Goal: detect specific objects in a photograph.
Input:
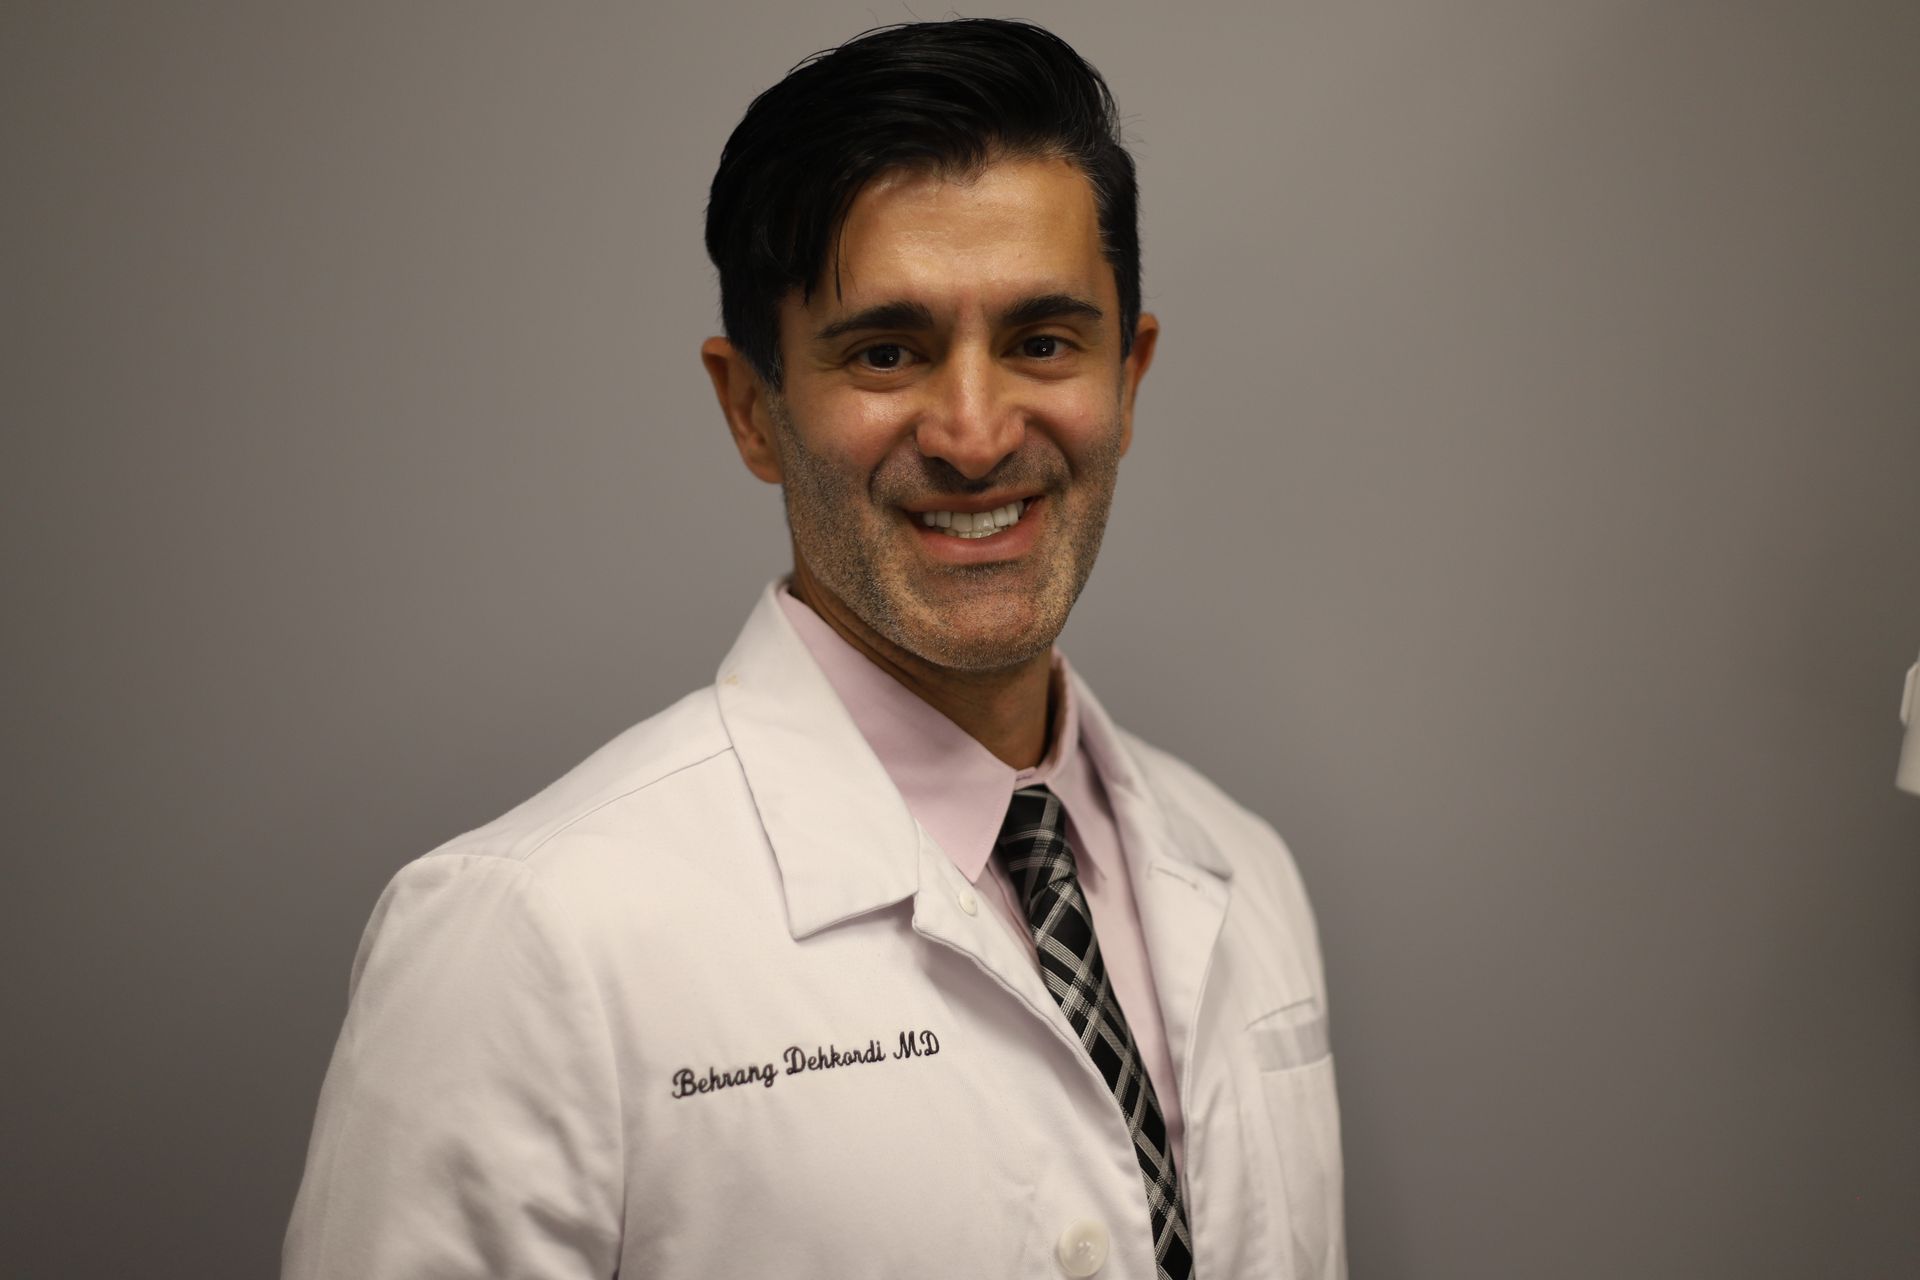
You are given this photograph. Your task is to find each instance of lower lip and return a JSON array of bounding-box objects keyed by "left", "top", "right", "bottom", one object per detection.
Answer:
[{"left": 908, "top": 498, "right": 1046, "bottom": 564}]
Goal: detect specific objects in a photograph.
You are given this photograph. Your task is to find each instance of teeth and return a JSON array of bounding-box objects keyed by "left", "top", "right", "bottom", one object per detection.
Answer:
[{"left": 917, "top": 499, "right": 1028, "bottom": 538}]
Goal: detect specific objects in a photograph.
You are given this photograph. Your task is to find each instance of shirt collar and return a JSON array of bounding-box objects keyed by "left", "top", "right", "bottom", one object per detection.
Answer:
[{"left": 776, "top": 585, "right": 1113, "bottom": 885}]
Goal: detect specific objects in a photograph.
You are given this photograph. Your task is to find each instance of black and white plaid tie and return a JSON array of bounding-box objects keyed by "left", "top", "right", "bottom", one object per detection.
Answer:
[{"left": 996, "top": 785, "right": 1194, "bottom": 1280}]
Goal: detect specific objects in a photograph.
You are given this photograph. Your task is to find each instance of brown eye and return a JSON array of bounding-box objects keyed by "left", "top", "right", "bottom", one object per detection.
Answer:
[
  {"left": 859, "top": 344, "right": 906, "bottom": 369},
  {"left": 1021, "top": 335, "right": 1061, "bottom": 359}
]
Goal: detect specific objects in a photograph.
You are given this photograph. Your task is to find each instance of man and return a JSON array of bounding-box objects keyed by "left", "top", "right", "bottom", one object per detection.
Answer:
[{"left": 284, "top": 19, "right": 1343, "bottom": 1280}]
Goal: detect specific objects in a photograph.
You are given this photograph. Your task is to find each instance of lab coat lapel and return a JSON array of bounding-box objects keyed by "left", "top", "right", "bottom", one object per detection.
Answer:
[
  {"left": 1070, "top": 670, "right": 1234, "bottom": 1104},
  {"left": 713, "top": 584, "right": 1112, "bottom": 1035},
  {"left": 714, "top": 584, "right": 920, "bottom": 939}
]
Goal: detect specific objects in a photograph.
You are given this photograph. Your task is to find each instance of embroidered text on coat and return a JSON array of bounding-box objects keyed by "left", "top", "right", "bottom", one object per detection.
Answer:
[{"left": 670, "top": 1028, "right": 940, "bottom": 1099}]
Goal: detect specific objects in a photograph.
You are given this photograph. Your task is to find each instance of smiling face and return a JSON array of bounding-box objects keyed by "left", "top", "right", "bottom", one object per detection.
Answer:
[{"left": 727, "top": 155, "right": 1157, "bottom": 673}]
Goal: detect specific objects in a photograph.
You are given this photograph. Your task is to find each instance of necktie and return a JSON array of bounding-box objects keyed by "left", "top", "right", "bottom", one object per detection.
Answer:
[{"left": 995, "top": 785, "right": 1194, "bottom": 1280}]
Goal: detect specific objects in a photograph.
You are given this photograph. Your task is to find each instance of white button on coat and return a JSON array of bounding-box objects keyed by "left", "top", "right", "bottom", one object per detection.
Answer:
[
  {"left": 1056, "top": 1219, "right": 1109, "bottom": 1277},
  {"left": 956, "top": 886, "right": 978, "bottom": 915}
]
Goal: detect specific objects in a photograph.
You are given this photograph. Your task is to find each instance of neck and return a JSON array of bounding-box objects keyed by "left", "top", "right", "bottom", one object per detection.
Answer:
[{"left": 789, "top": 560, "right": 1055, "bottom": 770}]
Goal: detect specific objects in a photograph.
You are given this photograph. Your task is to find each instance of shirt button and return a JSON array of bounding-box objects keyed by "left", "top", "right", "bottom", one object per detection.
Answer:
[
  {"left": 956, "top": 887, "right": 978, "bottom": 916},
  {"left": 1055, "top": 1219, "right": 1109, "bottom": 1277}
]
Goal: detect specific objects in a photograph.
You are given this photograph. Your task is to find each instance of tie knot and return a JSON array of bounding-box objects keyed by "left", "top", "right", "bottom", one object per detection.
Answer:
[{"left": 995, "top": 785, "right": 1078, "bottom": 919}]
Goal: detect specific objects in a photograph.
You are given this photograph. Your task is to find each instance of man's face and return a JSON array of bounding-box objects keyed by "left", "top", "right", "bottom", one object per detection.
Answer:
[{"left": 762, "top": 155, "right": 1155, "bottom": 673}]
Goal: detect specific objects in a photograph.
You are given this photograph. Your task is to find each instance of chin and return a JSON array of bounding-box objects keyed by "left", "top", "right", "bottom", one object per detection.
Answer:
[
  {"left": 889, "top": 595, "right": 1067, "bottom": 673},
  {"left": 908, "top": 631, "right": 1053, "bottom": 673}
]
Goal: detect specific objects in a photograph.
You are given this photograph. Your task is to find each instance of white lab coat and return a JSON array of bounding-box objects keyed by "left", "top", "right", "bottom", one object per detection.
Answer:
[{"left": 283, "top": 584, "right": 1345, "bottom": 1279}]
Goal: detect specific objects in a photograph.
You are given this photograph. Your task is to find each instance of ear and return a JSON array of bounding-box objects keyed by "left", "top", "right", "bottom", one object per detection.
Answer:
[
  {"left": 700, "top": 336, "right": 784, "bottom": 483},
  {"left": 1116, "top": 312, "right": 1160, "bottom": 457}
]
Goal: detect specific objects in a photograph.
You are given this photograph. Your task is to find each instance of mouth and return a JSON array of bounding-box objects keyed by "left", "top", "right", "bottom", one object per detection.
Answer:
[
  {"left": 912, "top": 498, "right": 1033, "bottom": 541},
  {"left": 902, "top": 493, "right": 1047, "bottom": 565}
]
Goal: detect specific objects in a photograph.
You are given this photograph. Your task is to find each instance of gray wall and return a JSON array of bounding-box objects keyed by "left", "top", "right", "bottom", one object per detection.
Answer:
[{"left": 5, "top": 2, "right": 1916, "bottom": 1276}]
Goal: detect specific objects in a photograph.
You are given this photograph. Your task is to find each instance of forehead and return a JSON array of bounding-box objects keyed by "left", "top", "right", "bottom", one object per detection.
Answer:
[{"left": 815, "top": 155, "right": 1110, "bottom": 313}]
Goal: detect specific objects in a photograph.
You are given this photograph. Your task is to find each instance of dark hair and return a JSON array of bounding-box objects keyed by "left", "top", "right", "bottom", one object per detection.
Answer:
[{"left": 704, "top": 19, "right": 1140, "bottom": 389}]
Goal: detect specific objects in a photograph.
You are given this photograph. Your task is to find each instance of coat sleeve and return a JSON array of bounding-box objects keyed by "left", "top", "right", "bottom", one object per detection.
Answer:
[{"left": 282, "top": 852, "right": 625, "bottom": 1279}]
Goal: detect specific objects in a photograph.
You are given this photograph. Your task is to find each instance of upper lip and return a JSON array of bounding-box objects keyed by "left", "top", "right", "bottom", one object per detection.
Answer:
[{"left": 899, "top": 492, "right": 1042, "bottom": 515}]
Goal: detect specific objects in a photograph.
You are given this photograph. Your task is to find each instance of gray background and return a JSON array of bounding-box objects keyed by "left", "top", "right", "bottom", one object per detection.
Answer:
[{"left": 5, "top": 2, "right": 1917, "bottom": 1276}]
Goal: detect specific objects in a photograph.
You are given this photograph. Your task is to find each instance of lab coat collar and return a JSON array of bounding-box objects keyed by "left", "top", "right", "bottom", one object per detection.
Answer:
[
  {"left": 715, "top": 583, "right": 925, "bottom": 940},
  {"left": 1064, "top": 662, "right": 1235, "bottom": 883},
  {"left": 715, "top": 580, "right": 1232, "bottom": 941}
]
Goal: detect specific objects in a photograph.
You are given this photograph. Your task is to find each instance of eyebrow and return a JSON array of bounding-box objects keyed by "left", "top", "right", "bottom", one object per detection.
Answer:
[
  {"left": 810, "top": 292, "right": 1106, "bottom": 344},
  {"left": 813, "top": 300, "right": 936, "bottom": 344},
  {"left": 1001, "top": 292, "right": 1105, "bottom": 330}
]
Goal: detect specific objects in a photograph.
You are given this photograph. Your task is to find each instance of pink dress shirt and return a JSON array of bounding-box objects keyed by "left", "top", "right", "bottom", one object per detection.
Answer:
[{"left": 777, "top": 587, "right": 1186, "bottom": 1170}]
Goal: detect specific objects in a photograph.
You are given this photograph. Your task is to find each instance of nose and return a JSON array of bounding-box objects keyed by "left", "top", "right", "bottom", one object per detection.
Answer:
[{"left": 912, "top": 347, "right": 1022, "bottom": 481}]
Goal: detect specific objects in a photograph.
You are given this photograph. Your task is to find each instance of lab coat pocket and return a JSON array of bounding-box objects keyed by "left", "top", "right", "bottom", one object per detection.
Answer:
[
  {"left": 1249, "top": 1000, "right": 1331, "bottom": 1071},
  {"left": 1249, "top": 1001, "right": 1346, "bottom": 1280}
]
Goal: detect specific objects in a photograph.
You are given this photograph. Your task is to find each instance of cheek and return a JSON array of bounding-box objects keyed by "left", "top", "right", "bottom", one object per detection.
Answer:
[
  {"left": 1049, "top": 399, "right": 1129, "bottom": 473},
  {"left": 1030, "top": 372, "right": 1123, "bottom": 425},
  {"left": 787, "top": 393, "right": 908, "bottom": 477}
]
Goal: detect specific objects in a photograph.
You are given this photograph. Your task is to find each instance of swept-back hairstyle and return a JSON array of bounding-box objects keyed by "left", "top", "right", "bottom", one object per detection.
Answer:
[{"left": 704, "top": 19, "right": 1140, "bottom": 389}]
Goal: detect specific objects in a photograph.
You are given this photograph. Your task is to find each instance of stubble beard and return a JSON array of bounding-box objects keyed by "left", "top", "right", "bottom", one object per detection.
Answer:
[{"left": 768, "top": 395, "right": 1124, "bottom": 673}]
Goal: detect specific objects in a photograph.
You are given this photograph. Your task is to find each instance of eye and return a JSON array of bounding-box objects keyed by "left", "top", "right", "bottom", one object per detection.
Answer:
[
  {"left": 1018, "top": 334, "right": 1065, "bottom": 359},
  {"left": 855, "top": 343, "right": 911, "bottom": 371}
]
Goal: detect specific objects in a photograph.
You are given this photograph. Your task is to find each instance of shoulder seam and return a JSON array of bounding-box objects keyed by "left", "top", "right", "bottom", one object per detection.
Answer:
[{"left": 513, "top": 742, "right": 736, "bottom": 863}]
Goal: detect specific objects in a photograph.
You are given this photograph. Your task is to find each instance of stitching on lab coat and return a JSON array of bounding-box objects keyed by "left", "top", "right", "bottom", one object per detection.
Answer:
[{"left": 513, "top": 744, "right": 736, "bottom": 864}]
